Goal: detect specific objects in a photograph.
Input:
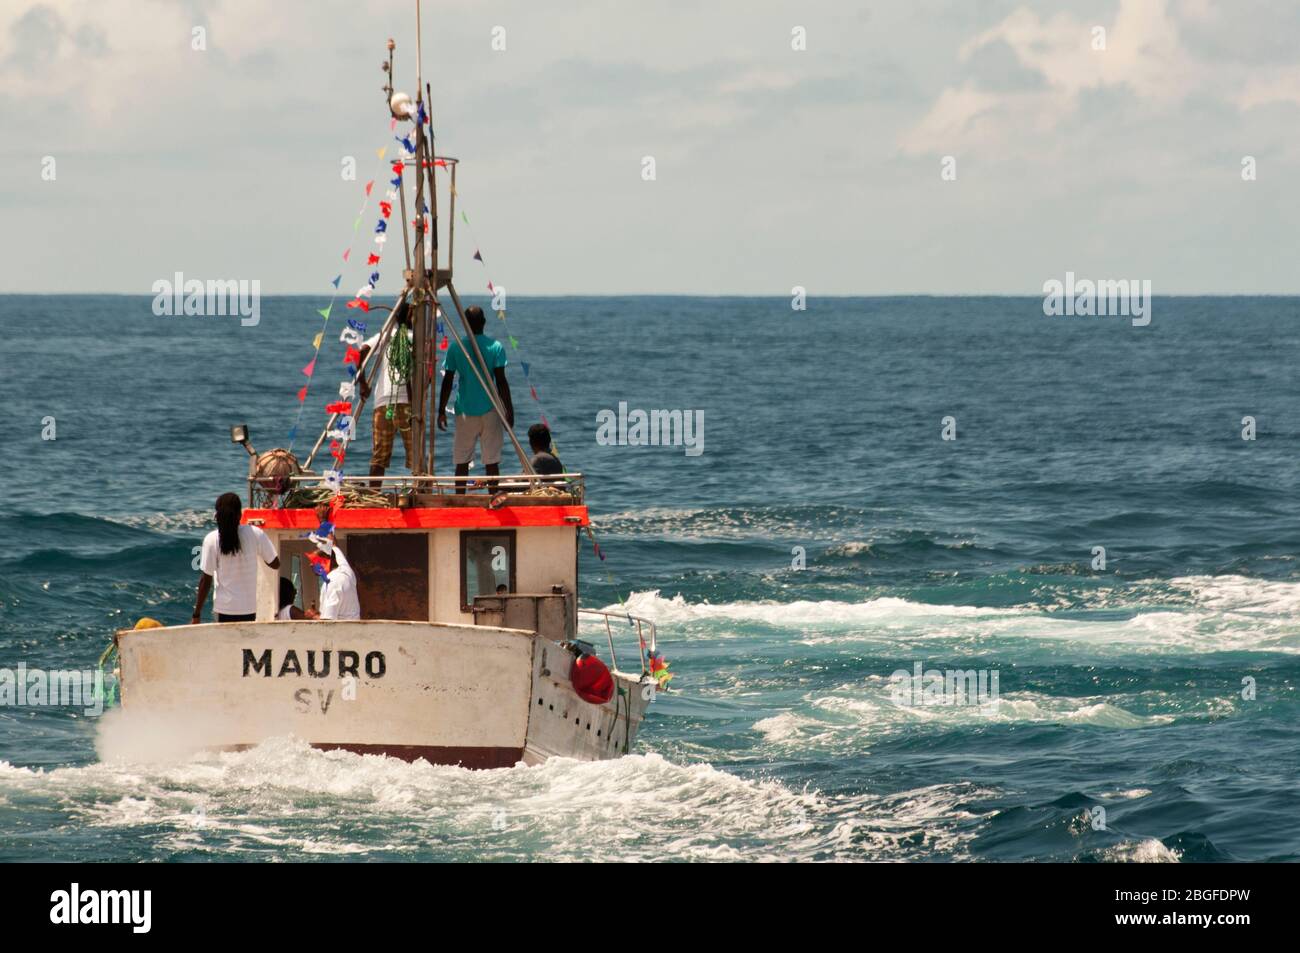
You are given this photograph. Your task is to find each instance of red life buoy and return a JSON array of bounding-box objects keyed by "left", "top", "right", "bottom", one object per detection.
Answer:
[{"left": 570, "top": 654, "right": 614, "bottom": 704}]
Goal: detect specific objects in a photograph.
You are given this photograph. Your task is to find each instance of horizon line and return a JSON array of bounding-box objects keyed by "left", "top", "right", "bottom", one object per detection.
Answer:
[{"left": 3, "top": 291, "right": 1300, "bottom": 299}]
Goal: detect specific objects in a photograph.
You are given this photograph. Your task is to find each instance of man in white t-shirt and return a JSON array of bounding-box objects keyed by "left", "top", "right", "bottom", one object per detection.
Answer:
[
  {"left": 358, "top": 302, "right": 415, "bottom": 484},
  {"left": 318, "top": 540, "right": 361, "bottom": 621},
  {"left": 193, "top": 493, "right": 280, "bottom": 623}
]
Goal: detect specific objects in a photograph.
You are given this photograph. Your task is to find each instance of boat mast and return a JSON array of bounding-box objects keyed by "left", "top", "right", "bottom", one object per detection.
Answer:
[
  {"left": 321, "top": 0, "right": 533, "bottom": 481},
  {"left": 407, "top": 0, "right": 432, "bottom": 475}
]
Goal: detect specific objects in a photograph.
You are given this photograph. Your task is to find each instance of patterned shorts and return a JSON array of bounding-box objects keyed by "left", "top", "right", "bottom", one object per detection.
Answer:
[{"left": 370, "top": 403, "right": 412, "bottom": 469}]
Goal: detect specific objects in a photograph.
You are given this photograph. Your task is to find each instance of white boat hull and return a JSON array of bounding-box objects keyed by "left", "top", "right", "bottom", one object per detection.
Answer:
[{"left": 114, "top": 620, "right": 652, "bottom": 768}]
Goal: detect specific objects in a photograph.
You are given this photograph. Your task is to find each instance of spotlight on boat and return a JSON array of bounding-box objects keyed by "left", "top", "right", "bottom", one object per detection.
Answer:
[{"left": 230, "top": 424, "right": 256, "bottom": 456}]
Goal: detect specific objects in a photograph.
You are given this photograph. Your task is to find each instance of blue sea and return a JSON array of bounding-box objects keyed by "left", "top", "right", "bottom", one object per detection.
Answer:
[{"left": 1, "top": 294, "right": 1298, "bottom": 862}]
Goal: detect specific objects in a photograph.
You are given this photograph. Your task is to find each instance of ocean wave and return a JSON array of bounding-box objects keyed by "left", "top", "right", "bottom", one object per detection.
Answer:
[
  {"left": 613, "top": 590, "right": 1021, "bottom": 627},
  {"left": 1098, "top": 838, "right": 1182, "bottom": 863},
  {"left": 752, "top": 685, "right": 1181, "bottom": 755},
  {"left": 610, "top": 587, "right": 1300, "bottom": 655},
  {"left": 0, "top": 736, "right": 989, "bottom": 861},
  {"left": 109, "top": 510, "right": 212, "bottom": 535}
]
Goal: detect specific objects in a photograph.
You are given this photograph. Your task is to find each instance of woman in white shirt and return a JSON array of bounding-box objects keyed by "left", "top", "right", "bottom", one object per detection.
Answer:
[{"left": 192, "top": 493, "right": 280, "bottom": 623}]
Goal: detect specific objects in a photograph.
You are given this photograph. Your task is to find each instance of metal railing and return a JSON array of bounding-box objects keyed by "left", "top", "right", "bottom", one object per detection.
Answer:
[
  {"left": 578, "top": 608, "right": 657, "bottom": 676},
  {"left": 249, "top": 472, "right": 584, "bottom": 508}
]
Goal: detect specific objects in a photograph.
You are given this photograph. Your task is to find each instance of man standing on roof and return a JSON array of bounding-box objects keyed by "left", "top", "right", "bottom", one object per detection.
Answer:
[
  {"left": 358, "top": 299, "right": 415, "bottom": 486},
  {"left": 437, "top": 305, "right": 513, "bottom": 494}
]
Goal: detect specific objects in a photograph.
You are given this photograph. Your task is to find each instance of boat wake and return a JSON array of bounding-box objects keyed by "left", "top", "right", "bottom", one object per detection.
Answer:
[{"left": 0, "top": 737, "right": 995, "bottom": 862}]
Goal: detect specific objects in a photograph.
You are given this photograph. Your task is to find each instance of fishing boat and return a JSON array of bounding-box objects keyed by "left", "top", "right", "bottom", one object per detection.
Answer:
[{"left": 104, "top": 4, "right": 665, "bottom": 769}]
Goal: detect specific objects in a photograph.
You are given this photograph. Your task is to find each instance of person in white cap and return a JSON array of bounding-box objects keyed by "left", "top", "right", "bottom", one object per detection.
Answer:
[{"left": 316, "top": 535, "right": 361, "bottom": 621}]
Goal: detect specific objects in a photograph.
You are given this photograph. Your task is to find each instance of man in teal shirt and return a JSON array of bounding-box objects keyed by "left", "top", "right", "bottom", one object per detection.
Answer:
[{"left": 437, "top": 305, "right": 514, "bottom": 493}]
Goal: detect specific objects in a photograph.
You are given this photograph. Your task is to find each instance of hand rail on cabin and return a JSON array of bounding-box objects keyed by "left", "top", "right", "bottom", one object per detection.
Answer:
[
  {"left": 248, "top": 472, "right": 585, "bottom": 507},
  {"left": 577, "top": 608, "right": 656, "bottom": 677}
]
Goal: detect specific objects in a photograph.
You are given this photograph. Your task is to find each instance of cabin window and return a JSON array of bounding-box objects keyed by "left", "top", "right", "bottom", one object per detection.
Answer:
[{"left": 460, "top": 530, "right": 516, "bottom": 610}]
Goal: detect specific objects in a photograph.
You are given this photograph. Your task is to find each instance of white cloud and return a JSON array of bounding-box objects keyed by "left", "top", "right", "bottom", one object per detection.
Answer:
[{"left": 901, "top": 0, "right": 1208, "bottom": 155}]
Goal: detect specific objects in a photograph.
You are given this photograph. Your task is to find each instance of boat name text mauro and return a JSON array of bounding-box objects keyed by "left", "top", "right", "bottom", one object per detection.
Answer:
[{"left": 241, "top": 648, "right": 386, "bottom": 679}]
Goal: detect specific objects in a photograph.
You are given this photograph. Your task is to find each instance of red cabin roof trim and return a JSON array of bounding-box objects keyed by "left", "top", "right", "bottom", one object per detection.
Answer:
[{"left": 243, "top": 505, "right": 589, "bottom": 530}]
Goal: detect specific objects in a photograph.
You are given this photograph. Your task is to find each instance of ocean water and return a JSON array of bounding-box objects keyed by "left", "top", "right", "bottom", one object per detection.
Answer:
[{"left": 2, "top": 294, "right": 1299, "bottom": 862}]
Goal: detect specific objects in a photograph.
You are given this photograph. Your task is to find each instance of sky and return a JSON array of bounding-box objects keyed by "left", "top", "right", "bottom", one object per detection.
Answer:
[{"left": 0, "top": 0, "right": 1297, "bottom": 295}]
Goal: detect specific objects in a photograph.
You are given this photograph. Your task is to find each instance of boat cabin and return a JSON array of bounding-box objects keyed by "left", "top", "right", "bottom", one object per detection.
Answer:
[{"left": 242, "top": 474, "right": 588, "bottom": 629}]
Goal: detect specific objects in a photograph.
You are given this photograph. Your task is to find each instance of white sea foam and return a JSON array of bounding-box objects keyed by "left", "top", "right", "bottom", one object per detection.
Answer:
[
  {"left": 609, "top": 583, "right": 1300, "bottom": 655},
  {"left": 0, "top": 737, "right": 997, "bottom": 861},
  {"left": 614, "top": 590, "right": 1016, "bottom": 627},
  {"left": 109, "top": 509, "right": 211, "bottom": 534},
  {"left": 752, "top": 683, "right": 1180, "bottom": 756},
  {"left": 1104, "top": 838, "right": 1181, "bottom": 863}
]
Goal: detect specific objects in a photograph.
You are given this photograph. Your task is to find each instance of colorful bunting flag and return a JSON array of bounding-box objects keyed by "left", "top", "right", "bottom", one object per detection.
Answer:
[{"left": 302, "top": 359, "right": 316, "bottom": 377}]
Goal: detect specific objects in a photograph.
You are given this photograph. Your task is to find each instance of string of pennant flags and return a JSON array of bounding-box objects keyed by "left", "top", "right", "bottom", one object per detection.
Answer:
[
  {"left": 287, "top": 143, "right": 393, "bottom": 455},
  {"left": 277, "top": 114, "right": 668, "bottom": 687},
  {"left": 451, "top": 182, "right": 668, "bottom": 682},
  {"left": 287, "top": 136, "right": 435, "bottom": 494}
]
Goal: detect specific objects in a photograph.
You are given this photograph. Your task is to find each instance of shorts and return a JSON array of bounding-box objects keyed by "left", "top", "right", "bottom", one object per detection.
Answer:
[
  {"left": 371, "top": 403, "right": 413, "bottom": 469},
  {"left": 216, "top": 612, "right": 256, "bottom": 623},
  {"left": 453, "top": 412, "right": 504, "bottom": 466}
]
